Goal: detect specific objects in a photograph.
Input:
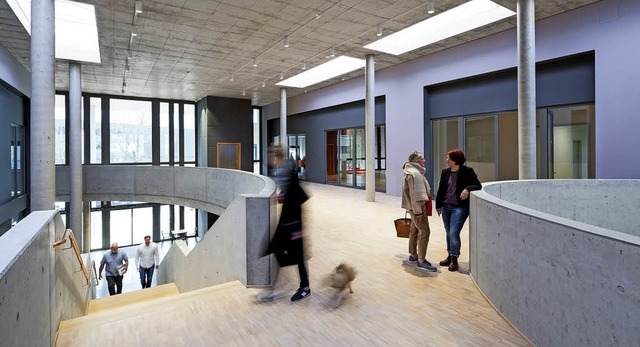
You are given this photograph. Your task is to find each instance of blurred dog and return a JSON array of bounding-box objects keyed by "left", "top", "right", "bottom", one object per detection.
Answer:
[{"left": 323, "top": 262, "right": 357, "bottom": 307}]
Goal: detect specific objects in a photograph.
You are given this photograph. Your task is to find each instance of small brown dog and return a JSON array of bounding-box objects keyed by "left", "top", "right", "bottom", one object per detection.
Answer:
[{"left": 324, "top": 262, "right": 357, "bottom": 307}]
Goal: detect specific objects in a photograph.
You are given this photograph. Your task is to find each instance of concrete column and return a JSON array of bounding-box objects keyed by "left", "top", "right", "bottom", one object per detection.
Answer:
[
  {"left": 69, "top": 63, "right": 83, "bottom": 251},
  {"left": 517, "top": 0, "right": 536, "bottom": 179},
  {"left": 365, "top": 55, "right": 375, "bottom": 202},
  {"left": 280, "top": 88, "right": 287, "bottom": 150},
  {"left": 30, "top": 0, "right": 56, "bottom": 210},
  {"left": 83, "top": 202, "right": 91, "bottom": 252}
]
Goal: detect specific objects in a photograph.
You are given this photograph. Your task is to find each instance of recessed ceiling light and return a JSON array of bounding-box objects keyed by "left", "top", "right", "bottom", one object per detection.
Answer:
[
  {"left": 7, "top": 0, "right": 101, "bottom": 63},
  {"left": 364, "top": 0, "right": 514, "bottom": 56},
  {"left": 277, "top": 56, "right": 365, "bottom": 88}
]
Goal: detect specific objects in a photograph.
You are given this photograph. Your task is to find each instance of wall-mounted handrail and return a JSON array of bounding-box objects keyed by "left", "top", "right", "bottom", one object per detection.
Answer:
[{"left": 52, "top": 229, "right": 90, "bottom": 286}]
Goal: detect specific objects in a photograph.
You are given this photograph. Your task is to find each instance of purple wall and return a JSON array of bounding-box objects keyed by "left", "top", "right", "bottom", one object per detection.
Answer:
[{"left": 265, "top": 0, "right": 640, "bottom": 196}]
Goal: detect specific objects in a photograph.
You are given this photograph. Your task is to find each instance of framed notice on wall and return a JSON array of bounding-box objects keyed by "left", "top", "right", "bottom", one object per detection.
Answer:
[{"left": 217, "top": 142, "right": 241, "bottom": 169}]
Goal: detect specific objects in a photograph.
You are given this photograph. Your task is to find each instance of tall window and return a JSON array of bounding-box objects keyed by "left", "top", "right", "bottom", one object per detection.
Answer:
[
  {"left": 10, "top": 124, "right": 25, "bottom": 197},
  {"left": 160, "top": 102, "right": 170, "bottom": 163},
  {"left": 174, "top": 103, "right": 180, "bottom": 163},
  {"left": 89, "top": 97, "right": 102, "bottom": 163},
  {"left": 110, "top": 99, "right": 152, "bottom": 163},
  {"left": 253, "top": 108, "right": 260, "bottom": 173},
  {"left": 185, "top": 104, "right": 196, "bottom": 163},
  {"left": 55, "top": 94, "right": 66, "bottom": 164}
]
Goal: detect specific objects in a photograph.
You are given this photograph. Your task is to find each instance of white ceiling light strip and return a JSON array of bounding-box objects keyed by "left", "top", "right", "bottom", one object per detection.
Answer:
[
  {"left": 6, "top": 0, "right": 101, "bottom": 63},
  {"left": 364, "top": 0, "right": 515, "bottom": 56},
  {"left": 277, "top": 56, "right": 365, "bottom": 88}
]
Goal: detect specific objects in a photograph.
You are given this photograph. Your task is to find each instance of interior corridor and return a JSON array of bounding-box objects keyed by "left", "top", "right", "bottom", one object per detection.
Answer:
[{"left": 64, "top": 182, "right": 530, "bottom": 346}]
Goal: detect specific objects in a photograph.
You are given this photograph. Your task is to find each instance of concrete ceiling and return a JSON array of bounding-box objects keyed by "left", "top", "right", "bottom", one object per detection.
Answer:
[{"left": 0, "top": 0, "right": 600, "bottom": 106}]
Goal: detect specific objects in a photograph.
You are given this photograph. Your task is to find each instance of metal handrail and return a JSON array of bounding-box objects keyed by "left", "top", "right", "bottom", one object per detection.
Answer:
[{"left": 52, "top": 229, "right": 91, "bottom": 286}]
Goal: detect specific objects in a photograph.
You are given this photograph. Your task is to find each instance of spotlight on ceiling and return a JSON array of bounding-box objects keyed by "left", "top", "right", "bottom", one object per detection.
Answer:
[
  {"left": 284, "top": 36, "right": 290, "bottom": 48},
  {"left": 135, "top": 0, "right": 142, "bottom": 14},
  {"left": 377, "top": 25, "right": 383, "bottom": 37},
  {"left": 280, "top": 72, "right": 284, "bottom": 80},
  {"left": 262, "top": 80, "right": 266, "bottom": 88},
  {"left": 252, "top": 58, "right": 257, "bottom": 67},
  {"left": 242, "top": 90, "right": 246, "bottom": 96},
  {"left": 230, "top": 74, "right": 234, "bottom": 81},
  {"left": 427, "top": 0, "right": 435, "bottom": 14},
  {"left": 302, "top": 61, "right": 306, "bottom": 70}
]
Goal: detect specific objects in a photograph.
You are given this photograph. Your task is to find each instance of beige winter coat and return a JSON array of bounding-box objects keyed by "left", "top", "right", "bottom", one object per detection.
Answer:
[{"left": 401, "top": 161, "right": 431, "bottom": 215}]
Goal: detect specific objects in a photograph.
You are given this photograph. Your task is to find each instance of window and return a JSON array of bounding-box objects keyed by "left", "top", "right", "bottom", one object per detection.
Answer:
[
  {"left": 10, "top": 124, "right": 25, "bottom": 197},
  {"left": 184, "top": 104, "right": 196, "bottom": 163},
  {"left": 55, "top": 94, "right": 66, "bottom": 164},
  {"left": 253, "top": 108, "right": 260, "bottom": 173},
  {"left": 160, "top": 102, "right": 170, "bottom": 163},
  {"left": 89, "top": 97, "right": 102, "bottom": 163},
  {"left": 110, "top": 99, "right": 152, "bottom": 163}
]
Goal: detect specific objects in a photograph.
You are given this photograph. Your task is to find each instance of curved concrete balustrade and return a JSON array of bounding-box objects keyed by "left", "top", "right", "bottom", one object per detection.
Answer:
[
  {"left": 470, "top": 180, "right": 640, "bottom": 346},
  {"left": 56, "top": 165, "right": 277, "bottom": 291}
]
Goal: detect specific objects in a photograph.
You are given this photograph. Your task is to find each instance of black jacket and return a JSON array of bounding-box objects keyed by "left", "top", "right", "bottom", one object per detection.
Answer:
[{"left": 435, "top": 165, "right": 482, "bottom": 209}]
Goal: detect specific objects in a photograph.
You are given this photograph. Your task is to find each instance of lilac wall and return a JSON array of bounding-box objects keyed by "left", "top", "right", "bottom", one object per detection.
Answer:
[{"left": 265, "top": 0, "right": 640, "bottom": 196}]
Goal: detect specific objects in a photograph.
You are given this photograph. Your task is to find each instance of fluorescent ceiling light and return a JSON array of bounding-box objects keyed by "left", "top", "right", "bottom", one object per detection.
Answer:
[
  {"left": 364, "top": 0, "right": 515, "bottom": 56},
  {"left": 277, "top": 56, "right": 365, "bottom": 88},
  {"left": 6, "top": 0, "right": 101, "bottom": 63}
]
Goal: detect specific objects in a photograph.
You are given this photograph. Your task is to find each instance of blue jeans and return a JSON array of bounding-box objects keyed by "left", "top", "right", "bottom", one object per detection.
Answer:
[
  {"left": 441, "top": 204, "right": 469, "bottom": 257},
  {"left": 139, "top": 266, "right": 155, "bottom": 288}
]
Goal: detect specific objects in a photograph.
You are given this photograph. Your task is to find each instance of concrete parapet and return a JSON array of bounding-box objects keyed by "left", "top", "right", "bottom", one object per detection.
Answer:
[
  {"left": 0, "top": 211, "right": 91, "bottom": 346},
  {"left": 470, "top": 179, "right": 640, "bottom": 346},
  {"left": 56, "top": 165, "right": 277, "bottom": 290}
]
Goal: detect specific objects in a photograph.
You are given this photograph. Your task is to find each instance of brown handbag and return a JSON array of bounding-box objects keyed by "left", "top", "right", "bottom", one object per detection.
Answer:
[{"left": 394, "top": 211, "right": 412, "bottom": 238}]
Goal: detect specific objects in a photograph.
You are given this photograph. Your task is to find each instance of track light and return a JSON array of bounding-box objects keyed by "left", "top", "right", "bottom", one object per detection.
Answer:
[
  {"left": 427, "top": 0, "right": 435, "bottom": 14},
  {"left": 252, "top": 58, "right": 257, "bottom": 67},
  {"left": 135, "top": 0, "right": 142, "bottom": 14},
  {"left": 377, "top": 25, "right": 383, "bottom": 37},
  {"left": 284, "top": 36, "right": 290, "bottom": 48}
]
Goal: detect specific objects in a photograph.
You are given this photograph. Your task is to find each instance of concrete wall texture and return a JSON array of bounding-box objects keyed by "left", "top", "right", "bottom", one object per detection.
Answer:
[
  {"left": 470, "top": 180, "right": 640, "bottom": 346},
  {"left": 56, "top": 165, "right": 277, "bottom": 290},
  {"left": 0, "top": 211, "right": 91, "bottom": 347},
  {"left": 263, "top": 0, "right": 640, "bottom": 196}
]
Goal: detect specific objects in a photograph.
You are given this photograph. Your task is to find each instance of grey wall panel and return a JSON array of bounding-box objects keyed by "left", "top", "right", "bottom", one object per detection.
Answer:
[
  {"left": 428, "top": 53, "right": 595, "bottom": 119},
  {"left": 0, "top": 82, "right": 27, "bottom": 223},
  {"left": 205, "top": 96, "right": 253, "bottom": 171}
]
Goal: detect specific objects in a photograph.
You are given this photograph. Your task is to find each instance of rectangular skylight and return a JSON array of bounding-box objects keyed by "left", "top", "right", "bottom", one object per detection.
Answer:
[
  {"left": 6, "top": 0, "right": 101, "bottom": 63},
  {"left": 364, "top": 0, "right": 515, "bottom": 56},
  {"left": 277, "top": 56, "right": 366, "bottom": 88}
]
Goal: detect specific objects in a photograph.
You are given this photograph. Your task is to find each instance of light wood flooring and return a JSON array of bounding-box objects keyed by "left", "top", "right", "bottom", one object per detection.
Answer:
[{"left": 56, "top": 182, "right": 531, "bottom": 346}]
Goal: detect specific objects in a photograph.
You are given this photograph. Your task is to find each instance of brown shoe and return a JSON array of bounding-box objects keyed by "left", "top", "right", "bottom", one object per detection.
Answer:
[
  {"left": 439, "top": 255, "right": 452, "bottom": 266},
  {"left": 448, "top": 256, "right": 458, "bottom": 272}
]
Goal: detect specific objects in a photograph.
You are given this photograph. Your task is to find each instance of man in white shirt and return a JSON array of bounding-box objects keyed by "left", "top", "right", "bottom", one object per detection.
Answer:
[{"left": 135, "top": 235, "right": 159, "bottom": 289}]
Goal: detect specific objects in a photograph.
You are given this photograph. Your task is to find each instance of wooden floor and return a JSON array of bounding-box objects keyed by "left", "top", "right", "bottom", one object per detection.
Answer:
[{"left": 56, "top": 182, "right": 531, "bottom": 346}]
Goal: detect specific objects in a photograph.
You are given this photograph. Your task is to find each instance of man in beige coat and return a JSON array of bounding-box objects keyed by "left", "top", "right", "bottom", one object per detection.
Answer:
[{"left": 401, "top": 151, "right": 437, "bottom": 271}]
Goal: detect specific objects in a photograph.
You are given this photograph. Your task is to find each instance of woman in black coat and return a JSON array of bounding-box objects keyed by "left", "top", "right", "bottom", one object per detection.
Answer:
[{"left": 435, "top": 149, "right": 481, "bottom": 272}]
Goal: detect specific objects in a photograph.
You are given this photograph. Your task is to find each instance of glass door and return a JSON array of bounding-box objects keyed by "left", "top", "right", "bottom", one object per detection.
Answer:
[
  {"left": 464, "top": 116, "right": 497, "bottom": 183},
  {"left": 546, "top": 105, "right": 595, "bottom": 179},
  {"left": 337, "top": 129, "right": 354, "bottom": 186}
]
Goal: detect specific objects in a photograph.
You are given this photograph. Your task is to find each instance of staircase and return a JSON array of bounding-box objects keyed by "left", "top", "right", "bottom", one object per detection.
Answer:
[{"left": 54, "top": 281, "right": 246, "bottom": 346}]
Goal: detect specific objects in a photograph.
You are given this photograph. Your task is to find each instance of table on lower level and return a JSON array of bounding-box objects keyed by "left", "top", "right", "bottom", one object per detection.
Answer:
[{"left": 170, "top": 229, "right": 188, "bottom": 245}]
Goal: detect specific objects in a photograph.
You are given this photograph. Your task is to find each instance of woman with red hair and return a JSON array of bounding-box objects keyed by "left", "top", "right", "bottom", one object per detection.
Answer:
[{"left": 435, "top": 149, "right": 481, "bottom": 272}]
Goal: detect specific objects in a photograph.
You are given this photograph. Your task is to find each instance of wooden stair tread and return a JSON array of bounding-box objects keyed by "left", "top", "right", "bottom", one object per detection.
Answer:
[{"left": 87, "top": 283, "right": 180, "bottom": 315}]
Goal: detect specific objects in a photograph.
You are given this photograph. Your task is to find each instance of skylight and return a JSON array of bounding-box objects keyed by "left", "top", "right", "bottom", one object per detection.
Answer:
[
  {"left": 277, "top": 56, "right": 366, "bottom": 89},
  {"left": 364, "top": 0, "right": 515, "bottom": 56},
  {"left": 6, "top": 0, "right": 101, "bottom": 63}
]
